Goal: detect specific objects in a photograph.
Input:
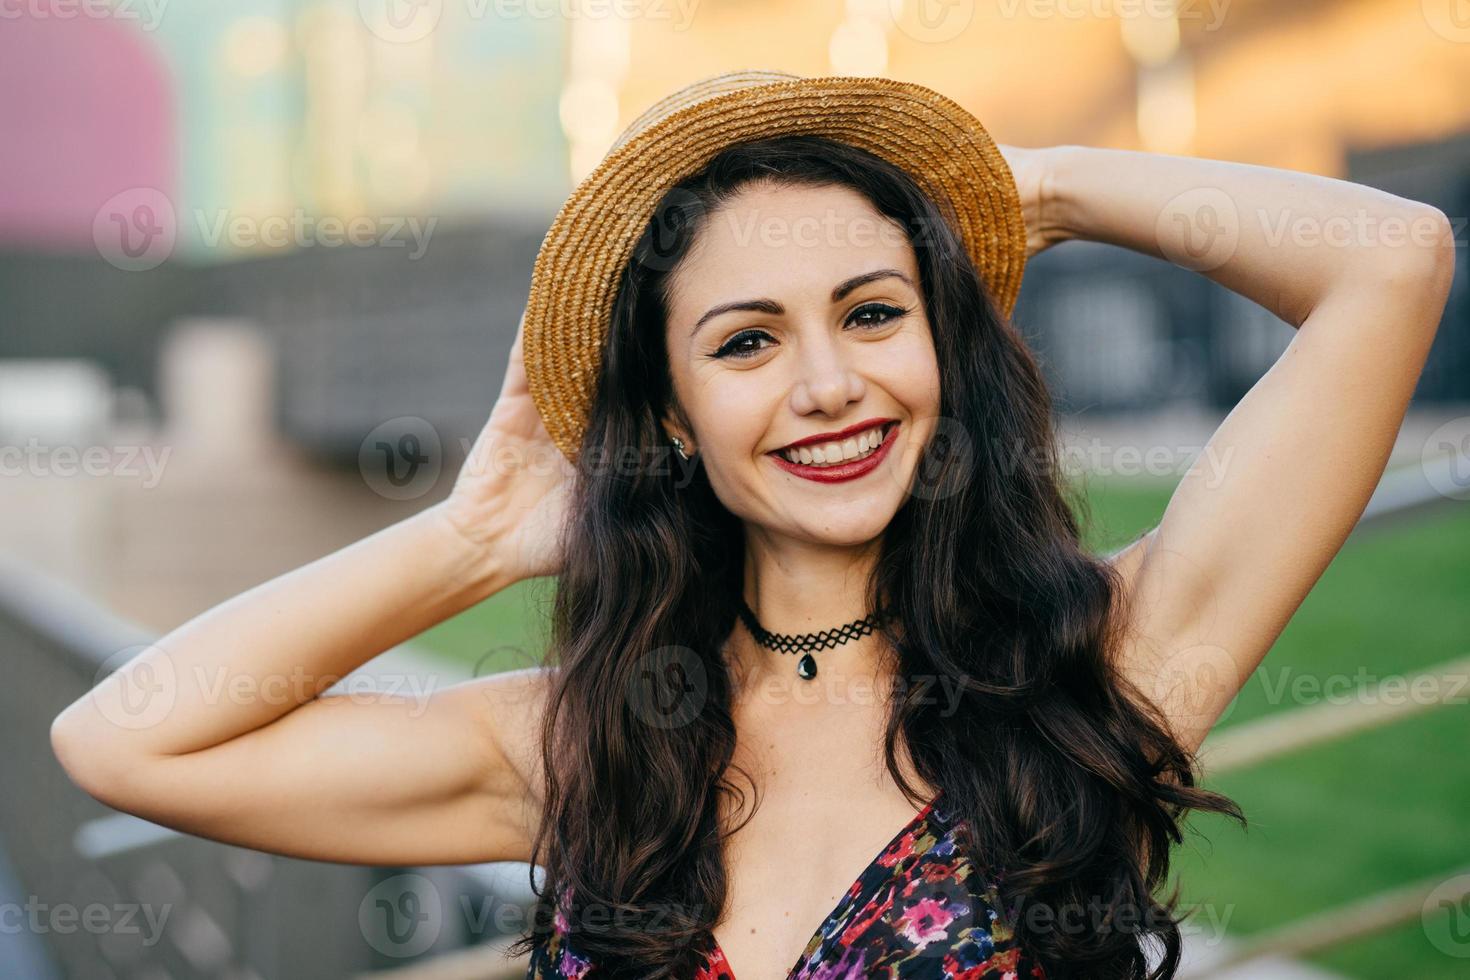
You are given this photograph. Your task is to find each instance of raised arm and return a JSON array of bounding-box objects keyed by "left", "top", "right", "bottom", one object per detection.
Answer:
[
  {"left": 1036, "top": 144, "right": 1456, "bottom": 754},
  {"left": 50, "top": 315, "right": 572, "bottom": 865},
  {"left": 48, "top": 502, "right": 550, "bottom": 865}
]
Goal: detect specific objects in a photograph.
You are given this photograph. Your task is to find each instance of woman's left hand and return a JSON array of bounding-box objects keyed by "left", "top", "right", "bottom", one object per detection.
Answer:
[{"left": 995, "top": 143, "right": 1068, "bottom": 259}]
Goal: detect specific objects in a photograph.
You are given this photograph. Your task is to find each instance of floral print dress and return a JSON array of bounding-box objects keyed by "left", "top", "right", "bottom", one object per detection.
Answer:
[{"left": 526, "top": 791, "right": 1046, "bottom": 979}]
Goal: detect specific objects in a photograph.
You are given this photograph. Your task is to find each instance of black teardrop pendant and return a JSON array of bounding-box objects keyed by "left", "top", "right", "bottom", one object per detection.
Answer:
[{"left": 735, "top": 597, "right": 888, "bottom": 684}]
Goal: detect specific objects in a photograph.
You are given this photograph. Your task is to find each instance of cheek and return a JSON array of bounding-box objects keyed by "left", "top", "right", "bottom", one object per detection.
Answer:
[
  {"left": 873, "top": 331, "right": 941, "bottom": 411},
  {"left": 692, "top": 375, "right": 776, "bottom": 460}
]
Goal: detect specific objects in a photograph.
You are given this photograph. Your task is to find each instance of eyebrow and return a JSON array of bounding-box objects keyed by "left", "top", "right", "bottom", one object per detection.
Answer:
[{"left": 689, "top": 269, "right": 915, "bottom": 338}]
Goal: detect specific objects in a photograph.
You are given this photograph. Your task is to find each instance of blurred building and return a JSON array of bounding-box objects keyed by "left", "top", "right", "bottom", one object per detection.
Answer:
[
  {"left": 1, "top": 4, "right": 1467, "bottom": 978},
  {"left": 0, "top": 0, "right": 1465, "bottom": 622}
]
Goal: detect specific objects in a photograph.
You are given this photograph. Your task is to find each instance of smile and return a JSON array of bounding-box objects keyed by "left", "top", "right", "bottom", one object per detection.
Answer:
[{"left": 768, "top": 421, "right": 899, "bottom": 484}]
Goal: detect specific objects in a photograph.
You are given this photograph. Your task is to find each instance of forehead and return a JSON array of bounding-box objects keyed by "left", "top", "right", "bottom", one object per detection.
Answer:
[{"left": 666, "top": 181, "right": 919, "bottom": 318}]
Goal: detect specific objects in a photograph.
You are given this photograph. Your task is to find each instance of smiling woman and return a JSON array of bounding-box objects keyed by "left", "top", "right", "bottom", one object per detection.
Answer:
[
  {"left": 50, "top": 68, "right": 1451, "bottom": 980},
  {"left": 657, "top": 177, "right": 945, "bottom": 545},
  {"left": 512, "top": 129, "right": 1240, "bottom": 980}
]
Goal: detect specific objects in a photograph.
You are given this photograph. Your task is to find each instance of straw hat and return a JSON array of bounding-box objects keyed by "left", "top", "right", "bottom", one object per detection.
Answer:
[{"left": 522, "top": 69, "right": 1028, "bottom": 463}]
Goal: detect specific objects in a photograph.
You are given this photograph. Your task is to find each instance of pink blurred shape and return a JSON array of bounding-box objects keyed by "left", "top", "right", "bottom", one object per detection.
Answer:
[{"left": 0, "top": 7, "right": 175, "bottom": 252}]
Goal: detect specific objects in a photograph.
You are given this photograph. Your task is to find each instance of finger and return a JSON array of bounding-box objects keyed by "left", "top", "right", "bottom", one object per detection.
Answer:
[{"left": 500, "top": 310, "right": 531, "bottom": 398}]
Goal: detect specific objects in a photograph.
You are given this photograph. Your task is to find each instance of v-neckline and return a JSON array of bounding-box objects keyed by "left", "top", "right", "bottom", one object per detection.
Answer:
[{"left": 704, "top": 792, "right": 942, "bottom": 980}]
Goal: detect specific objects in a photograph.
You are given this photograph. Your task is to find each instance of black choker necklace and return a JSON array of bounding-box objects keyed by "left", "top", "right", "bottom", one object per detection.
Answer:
[{"left": 735, "top": 598, "right": 889, "bottom": 680}]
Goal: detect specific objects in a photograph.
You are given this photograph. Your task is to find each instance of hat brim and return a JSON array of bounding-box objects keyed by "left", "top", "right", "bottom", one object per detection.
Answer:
[{"left": 523, "top": 73, "right": 1027, "bottom": 463}]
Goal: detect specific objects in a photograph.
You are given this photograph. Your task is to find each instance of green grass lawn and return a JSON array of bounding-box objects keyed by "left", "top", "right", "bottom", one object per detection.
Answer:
[
  {"left": 1077, "top": 469, "right": 1470, "bottom": 978},
  {"left": 414, "top": 466, "right": 1470, "bottom": 978}
]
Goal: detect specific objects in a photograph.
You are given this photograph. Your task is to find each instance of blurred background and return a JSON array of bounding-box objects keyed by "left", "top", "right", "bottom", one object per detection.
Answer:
[{"left": 2, "top": 1, "right": 1469, "bottom": 977}]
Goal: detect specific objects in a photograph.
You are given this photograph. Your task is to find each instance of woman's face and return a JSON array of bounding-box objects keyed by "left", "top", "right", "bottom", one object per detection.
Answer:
[{"left": 661, "top": 181, "right": 942, "bottom": 547}]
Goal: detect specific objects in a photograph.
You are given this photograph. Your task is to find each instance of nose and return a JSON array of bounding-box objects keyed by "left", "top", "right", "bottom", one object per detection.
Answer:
[{"left": 789, "top": 328, "right": 866, "bottom": 418}]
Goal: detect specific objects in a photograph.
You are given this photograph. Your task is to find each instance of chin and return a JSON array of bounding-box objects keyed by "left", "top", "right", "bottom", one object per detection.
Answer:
[{"left": 794, "top": 510, "right": 896, "bottom": 547}]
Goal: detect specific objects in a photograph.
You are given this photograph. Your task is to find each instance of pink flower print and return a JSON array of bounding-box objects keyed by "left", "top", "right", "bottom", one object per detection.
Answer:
[{"left": 896, "top": 895, "right": 957, "bottom": 946}]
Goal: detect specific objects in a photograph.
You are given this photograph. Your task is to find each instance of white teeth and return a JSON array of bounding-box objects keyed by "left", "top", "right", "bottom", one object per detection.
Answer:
[{"left": 782, "top": 424, "right": 890, "bottom": 466}]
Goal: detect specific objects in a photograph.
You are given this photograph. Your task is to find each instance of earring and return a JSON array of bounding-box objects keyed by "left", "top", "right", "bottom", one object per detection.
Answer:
[{"left": 671, "top": 436, "right": 691, "bottom": 461}]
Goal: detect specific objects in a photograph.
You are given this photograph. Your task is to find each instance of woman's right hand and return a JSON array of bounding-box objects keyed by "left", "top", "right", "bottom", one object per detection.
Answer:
[{"left": 440, "top": 309, "right": 575, "bottom": 582}]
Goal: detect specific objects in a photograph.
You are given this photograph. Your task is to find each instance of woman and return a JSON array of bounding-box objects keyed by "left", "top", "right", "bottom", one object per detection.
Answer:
[{"left": 50, "top": 72, "right": 1455, "bottom": 980}]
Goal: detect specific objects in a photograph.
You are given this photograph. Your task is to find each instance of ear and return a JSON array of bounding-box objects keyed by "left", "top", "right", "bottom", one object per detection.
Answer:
[{"left": 660, "top": 403, "right": 695, "bottom": 455}]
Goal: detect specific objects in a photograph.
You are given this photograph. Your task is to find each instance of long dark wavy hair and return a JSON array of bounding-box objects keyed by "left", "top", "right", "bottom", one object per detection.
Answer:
[{"left": 508, "top": 135, "right": 1245, "bottom": 979}]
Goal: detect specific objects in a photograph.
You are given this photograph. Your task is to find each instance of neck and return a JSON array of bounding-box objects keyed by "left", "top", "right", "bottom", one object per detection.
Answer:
[{"left": 726, "top": 529, "right": 893, "bottom": 696}]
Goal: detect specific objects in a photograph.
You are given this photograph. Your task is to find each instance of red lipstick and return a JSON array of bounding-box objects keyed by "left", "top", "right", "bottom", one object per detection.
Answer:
[
  {"left": 768, "top": 420, "right": 899, "bottom": 484},
  {"left": 774, "top": 417, "right": 896, "bottom": 452}
]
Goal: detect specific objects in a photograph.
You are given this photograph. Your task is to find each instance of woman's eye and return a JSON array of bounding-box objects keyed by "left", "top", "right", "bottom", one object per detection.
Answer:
[
  {"left": 847, "top": 303, "right": 909, "bottom": 329},
  {"left": 712, "top": 329, "right": 773, "bottom": 360},
  {"left": 710, "top": 305, "right": 908, "bottom": 360}
]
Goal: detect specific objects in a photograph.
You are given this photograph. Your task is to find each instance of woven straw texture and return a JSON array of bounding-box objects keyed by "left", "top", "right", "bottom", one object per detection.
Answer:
[{"left": 523, "top": 70, "right": 1027, "bottom": 463}]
